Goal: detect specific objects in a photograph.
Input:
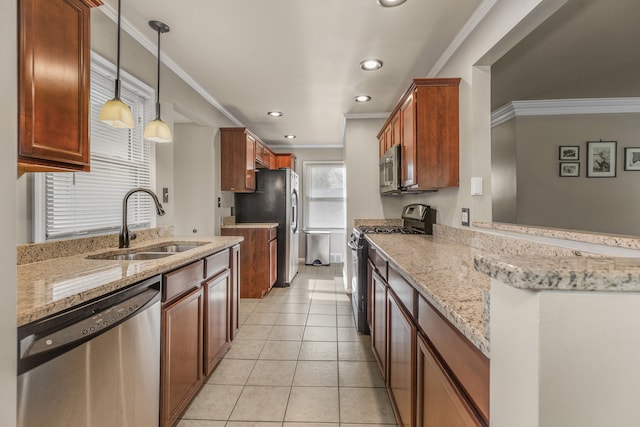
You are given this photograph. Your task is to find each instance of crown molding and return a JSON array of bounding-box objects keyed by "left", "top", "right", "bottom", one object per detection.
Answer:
[
  {"left": 98, "top": 5, "right": 244, "bottom": 127},
  {"left": 269, "top": 144, "right": 344, "bottom": 150},
  {"left": 491, "top": 97, "right": 640, "bottom": 127},
  {"left": 428, "top": 0, "right": 499, "bottom": 77},
  {"left": 343, "top": 112, "right": 390, "bottom": 120}
]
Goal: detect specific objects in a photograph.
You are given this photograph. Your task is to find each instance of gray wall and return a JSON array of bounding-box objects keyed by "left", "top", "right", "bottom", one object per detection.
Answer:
[
  {"left": 491, "top": 120, "right": 517, "bottom": 223},
  {"left": 511, "top": 114, "right": 640, "bottom": 235}
]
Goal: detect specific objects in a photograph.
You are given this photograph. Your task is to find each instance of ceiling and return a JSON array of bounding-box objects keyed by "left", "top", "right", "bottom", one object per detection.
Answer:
[{"left": 100, "top": 0, "right": 483, "bottom": 148}]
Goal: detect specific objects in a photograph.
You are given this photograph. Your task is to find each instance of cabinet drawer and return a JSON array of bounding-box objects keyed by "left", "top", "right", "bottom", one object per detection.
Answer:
[
  {"left": 163, "top": 260, "right": 205, "bottom": 303},
  {"left": 368, "top": 246, "right": 387, "bottom": 280},
  {"left": 418, "top": 296, "right": 489, "bottom": 424},
  {"left": 269, "top": 227, "right": 277, "bottom": 241},
  {"left": 388, "top": 267, "right": 416, "bottom": 319},
  {"left": 205, "top": 250, "right": 229, "bottom": 279}
]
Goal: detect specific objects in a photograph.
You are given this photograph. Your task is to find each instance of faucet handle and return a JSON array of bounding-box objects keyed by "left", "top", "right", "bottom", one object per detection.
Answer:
[{"left": 129, "top": 231, "right": 137, "bottom": 241}]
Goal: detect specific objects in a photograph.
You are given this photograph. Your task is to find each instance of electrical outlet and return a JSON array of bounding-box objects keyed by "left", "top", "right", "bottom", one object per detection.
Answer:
[{"left": 461, "top": 208, "right": 470, "bottom": 226}]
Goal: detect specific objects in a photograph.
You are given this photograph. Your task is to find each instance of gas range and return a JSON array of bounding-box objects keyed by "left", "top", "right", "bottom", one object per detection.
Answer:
[{"left": 355, "top": 225, "right": 426, "bottom": 235}]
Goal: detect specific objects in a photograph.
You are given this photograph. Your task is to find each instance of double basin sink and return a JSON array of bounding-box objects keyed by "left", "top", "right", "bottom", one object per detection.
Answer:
[{"left": 87, "top": 243, "right": 206, "bottom": 261}]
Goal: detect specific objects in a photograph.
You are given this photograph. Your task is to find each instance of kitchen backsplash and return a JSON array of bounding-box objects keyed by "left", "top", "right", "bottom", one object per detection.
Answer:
[{"left": 17, "top": 226, "right": 174, "bottom": 265}]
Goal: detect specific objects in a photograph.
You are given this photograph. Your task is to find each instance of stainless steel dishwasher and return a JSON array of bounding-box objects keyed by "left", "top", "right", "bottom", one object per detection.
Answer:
[{"left": 18, "top": 275, "right": 161, "bottom": 427}]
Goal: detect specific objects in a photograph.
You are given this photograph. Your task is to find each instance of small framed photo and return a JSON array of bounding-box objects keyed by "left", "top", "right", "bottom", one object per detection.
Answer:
[
  {"left": 559, "top": 162, "right": 580, "bottom": 177},
  {"left": 624, "top": 147, "right": 640, "bottom": 171},
  {"left": 559, "top": 146, "right": 579, "bottom": 160},
  {"left": 586, "top": 141, "right": 616, "bottom": 178}
]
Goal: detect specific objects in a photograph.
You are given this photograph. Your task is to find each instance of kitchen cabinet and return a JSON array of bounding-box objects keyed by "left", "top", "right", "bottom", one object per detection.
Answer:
[
  {"left": 161, "top": 284, "right": 204, "bottom": 427},
  {"left": 378, "top": 78, "right": 461, "bottom": 191},
  {"left": 203, "top": 250, "right": 232, "bottom": 376},
  {"left": 275, "top": 153, "right": 297, "bottom": 170},
  {"left": 255, "top": 139, "right": 273, "bottom": 169},
  {"left": 221, "top": 226, "right": 277, "bottom": 298},
  {"left": 417, "top": 333, "right": 482, "bottom": 427},
  {"left": 229, "top": 244, "right": 241, "bottom": 339},
  {"left": 367, "top": 241, "right": 488, "bottom": 427},
  {"left": 18, "top": 0, "right": 102, "bottom": 174},
  {"left": 221, "top": 127, "right": 257, "bottom": 192}
]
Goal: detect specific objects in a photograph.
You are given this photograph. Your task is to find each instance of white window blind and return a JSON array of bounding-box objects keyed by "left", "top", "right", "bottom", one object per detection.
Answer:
[
  {"left": 42, "top": 53, "right": 155, "bottom": 241},
  {"left": 303, "top": 162, "right": 346, "bottom": 230}
]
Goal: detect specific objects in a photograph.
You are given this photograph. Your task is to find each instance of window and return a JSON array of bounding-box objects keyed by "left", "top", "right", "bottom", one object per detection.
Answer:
[
  {"left": 34, "top": 53, "right": 155, "bottom": 242},
  {"left": 303, "top": 161, "right": 346, "bottom": 230}
]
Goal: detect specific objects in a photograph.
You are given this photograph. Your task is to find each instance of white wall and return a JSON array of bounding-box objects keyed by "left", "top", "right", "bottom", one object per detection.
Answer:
[{"left": 1, "top": 0, "right": 17, "bottom": 423}]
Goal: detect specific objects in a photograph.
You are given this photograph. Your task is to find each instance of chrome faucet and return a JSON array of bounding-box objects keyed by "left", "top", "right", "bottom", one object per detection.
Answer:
[{"left": 119, "top": 188, "right": 166, "bottom": 248}]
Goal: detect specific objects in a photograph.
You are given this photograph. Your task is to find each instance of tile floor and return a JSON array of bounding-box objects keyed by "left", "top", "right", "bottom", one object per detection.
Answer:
[{"left": 177, "top": 263, "right": 398, "bottom": 427}]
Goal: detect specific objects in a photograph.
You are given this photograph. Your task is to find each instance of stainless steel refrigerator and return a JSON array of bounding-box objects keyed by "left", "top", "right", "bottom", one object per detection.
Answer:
[{"left": 234, "top": 168, "right": 299, "bottom": 286}]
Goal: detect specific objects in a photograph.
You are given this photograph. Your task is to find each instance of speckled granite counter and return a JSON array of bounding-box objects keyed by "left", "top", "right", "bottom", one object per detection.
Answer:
[
  {"left": 365, "top": 234, "right": 491, "bottom": 357},
  {"left": 18, "top": 235, "right": 243, "bottom": 326},
  {"left": 221, "top": 223, "right": 278, "bottom": 229}
]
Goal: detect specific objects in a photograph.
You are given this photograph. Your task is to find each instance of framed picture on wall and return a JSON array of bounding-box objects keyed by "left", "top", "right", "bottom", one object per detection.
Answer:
[
  {"left": 624, "top": 147, "right": 640, "bottom": 171},
  {"left": 586, "top": 141, "right": 616, "bottom": 177},
  {"left": 559, "top": 146, "right": 579, "bottom": 160},
  {"left": 559, "top": 162, "right": 580, "bottom": 177}
]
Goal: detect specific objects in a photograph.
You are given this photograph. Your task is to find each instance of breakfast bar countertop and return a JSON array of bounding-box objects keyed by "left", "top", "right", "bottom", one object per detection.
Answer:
[{"left": 17, "top": 235, "right": 243, "bottom": 327}]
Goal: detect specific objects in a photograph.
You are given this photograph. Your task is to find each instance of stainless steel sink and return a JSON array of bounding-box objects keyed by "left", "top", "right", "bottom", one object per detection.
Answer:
[
  {"left": 88, "top": 252, "right": 174, "bottom": 261},
  {"left": 145, "top": 243, "right": 206, "bottom": 253}
]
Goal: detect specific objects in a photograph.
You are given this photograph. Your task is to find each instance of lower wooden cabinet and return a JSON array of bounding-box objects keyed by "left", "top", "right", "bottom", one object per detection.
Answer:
[
  {"left": 417, "top": 333, "right": 483, "bottom": 427},
  {"left": 372, "top": 270, "right": 387, "bottom": 379},
  {"left": 388, "top": 290, "right": 416, "bottom": 427},
  {"left": 230, "top": 244, "right": 241, "bottom": 339},
  {"left": 269, "top": 236, "right": 277, "bottom": 288},
  {"left": 204, "top": 270, "right": 231, "bottom": 376},
  {"left": 161, "top": 286, "right": 204, "bottom": 427}
]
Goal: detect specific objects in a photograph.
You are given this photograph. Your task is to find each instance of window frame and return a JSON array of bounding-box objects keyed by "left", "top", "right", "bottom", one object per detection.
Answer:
[
  {"left": 33, "top": 52, "right": 157, "bottom": 243},
  {"left": 302, "top": 160, "right": 346, "bottom": 232}
]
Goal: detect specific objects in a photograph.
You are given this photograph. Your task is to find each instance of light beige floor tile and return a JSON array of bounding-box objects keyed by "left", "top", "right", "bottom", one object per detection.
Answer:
[
  {"left": 245, "top": 312, "right": 280, "bottom": 325},
  {"left": 309, "top": 304, "right": 337, "bottom": 315},
  {"left": 306, "top": 314, "right": 337, "bottom": 327},
  {"left": 315, "top": 280, "right": 337, "bottom": 288},
  {"left": 337, "top": 315, "right": 355, "bottom": 328},
  {"left": 338, "top": 342, "right": 376, "bottom": 361},
  {"left": 338, "top": 361, "right": 385, "bottom": 387},
  {"left": 336, "top": 305, "right": 352, "bottom": 315},
  {"left": 339, "top": 387, "right": 396, "bottom": 424},
  {"left": 268, "top": 325, "right": 305, "bottom": 341},
  {"left": 207, "top": 359, "right": 256, "bottom": 385},
  {"left": 280, "top": 303, "right": 310, "bottom": 314},
  {"left": 303, "top": 326, "right": 337, "bottom": 342},
  {"left": 176, "top": 420, "right": 226, "bottom": 427},
  {"left": 229, "top": 385, "right": 291, "bottom": 421},
  {"left": 298, "top": 342, "right": 338, "bottom": 361},
  {"left": 227, "top": 423, "right": 283, "bottom": 427},
  {"left": 225, "top": 340, "right": 265, "bottom": 359},
  {"left": 286, "top": 294, "right": 314, "bottom": 304},
  {"left": 259, "top": 341, "right": 302, "bottom": 360},
  {"left": 283, "top": 424, "right": 337, "bottom": 427},
  {"left": 182, "top": 384, "right": 243, "bottom": 420},
  {"left": 253, "top": 303, "right": 285, "bottom": 313},
  {"left": 335, "top": 294, "right": 350, "bottom": 303},
  {"left": 310, "top": 293, "right": 337, "bottom": 304},
  {"left": 235, "top": 325, "right": 273, "bottom": 341},
  {"left": 247, "top": 360, "right": 297, "bottom": 386},
  {"left": 340, "top": 424, "right": 397, "bottom": 427},
  {"left": 337, "top": 328, "right": 364, "bottom": 342},
  {"left": 262, "top": 295, "right": 289, "bottom": 304},
  {"left": 284, "top": 387, "right": 339, "bottom": 423},
  {"left": 275, "top": 312, "right": 308, "bottom": 326},
  {"left": 293, "top": 361, "right": 338, "bottom": 386}
]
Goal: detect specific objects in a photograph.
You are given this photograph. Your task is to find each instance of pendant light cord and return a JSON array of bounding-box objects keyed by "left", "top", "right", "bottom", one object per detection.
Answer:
[
  {"left": 115, "top": 0, "right": 122, "bottom": 99},
  {"left": 155, "top": 28, "right": 161, "bottom": 119}
]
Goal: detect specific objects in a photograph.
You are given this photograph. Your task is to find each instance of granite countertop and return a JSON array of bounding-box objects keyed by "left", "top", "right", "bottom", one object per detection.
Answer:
[
  {"left": 18, "top": 235, "right": 243, "bottom": 327},
  {"left": 221, "top": 223, "right": 278, "bottom": 229},
  {"left": 365, "top": 234, "right": 491, "bottom": 357},
  {"left": 474, "top": 253, "right": 640, "bottom": 291}
]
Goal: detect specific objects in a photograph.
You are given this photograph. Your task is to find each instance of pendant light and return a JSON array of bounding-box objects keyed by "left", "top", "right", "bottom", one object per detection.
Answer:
[
  {"left": 99, "top": 0, "right": 134, "bottom": 128},
  {"left": 144, "top": 20, "right": 172, "bottom": 143}
]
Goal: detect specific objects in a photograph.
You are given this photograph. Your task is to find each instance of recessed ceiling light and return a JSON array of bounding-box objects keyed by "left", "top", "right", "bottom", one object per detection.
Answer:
[
  {"left": 284, "top": 134, "right": 296, "bottom": 139},
  {"left": 267, "top": 111, "right": 283, "bottom": 117},
  {"left": 376, "top": 0, "right": 407, "bottom": 7},
  {"left": 360, "top": 59, "right": 383, "bottom": 71},
  {"left": 354, "top": 95, "right": 371, "bottom": 103}
]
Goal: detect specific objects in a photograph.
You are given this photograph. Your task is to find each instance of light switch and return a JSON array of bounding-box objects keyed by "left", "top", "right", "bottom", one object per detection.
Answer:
[
  {"left": 162, "top": 187, "right": 169, "bottom": 203},
  {"left": 471, "top": 177, "right": 483, "bottom": 196}
]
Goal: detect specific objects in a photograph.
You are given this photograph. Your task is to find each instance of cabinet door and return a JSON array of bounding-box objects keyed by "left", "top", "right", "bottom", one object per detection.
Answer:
[
  {"left": 388, "top": 291, "right": 416, "bottom": 427},
  {"left": 417, "top": 333, "right": 483, "bottom": 427},
  {"left": 161, "top": 286, "right": 204, "bottom": 427},
  {"left": 18, "top": 0, "right": 99, "bottom": 173},
  {"left": 245, "top": 134, "right": 256, "bottom": 190},
  {"left": 269, "top": 238, "right": 277, "bottom": 287},
  {"left": 204, "top": 270, "right": 231, "bottom": 376},
  {"left": 391, "top": 111, "right": 401, "bottom": 148},
  {"left": 384, "top": 125, "right": 393, "bottom": 154},
  {"left": 401, "top": 91, "right": 416, "bottom": 187},
  {"left": 367, "top": 259, "right": 374, "bottom": 332},
  {"left": 371, "top": 270, "right": 387, "bottom": 379},
  {"left": 379, "top": 135, "right": 386, "bottom": 157},
  {"left": 230, "top": 244, "right": 241, "bottom": 339}
]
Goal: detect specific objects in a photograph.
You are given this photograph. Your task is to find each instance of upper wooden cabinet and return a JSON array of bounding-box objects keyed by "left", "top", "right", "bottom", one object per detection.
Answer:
[
  {"left": 378, "top": 78, "right": 461, "bottom": 191},
  {"left": 220, "top": 127, "right": 257, "bottom": 192},
  {"left": 275, "top": 153, "right": 297, "bottom": 170},
  {"left": 255, "top": 139, "right": 273, "bottom": 169}
]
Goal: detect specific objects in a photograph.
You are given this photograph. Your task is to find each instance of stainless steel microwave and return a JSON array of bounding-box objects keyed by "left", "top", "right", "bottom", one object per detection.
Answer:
[{"left": 380, "top": 144, "right": 401, "bottom": 194}]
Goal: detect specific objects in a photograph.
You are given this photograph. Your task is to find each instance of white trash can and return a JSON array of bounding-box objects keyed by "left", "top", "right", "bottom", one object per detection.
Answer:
[{"left": 305, "top": 231, "right": 331, "bottom": 266}]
